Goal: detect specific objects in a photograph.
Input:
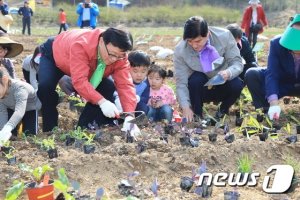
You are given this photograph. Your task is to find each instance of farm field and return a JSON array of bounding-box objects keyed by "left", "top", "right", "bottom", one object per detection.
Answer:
[{"left": 1, "top": 27, "right": 300, "bottom": 200}]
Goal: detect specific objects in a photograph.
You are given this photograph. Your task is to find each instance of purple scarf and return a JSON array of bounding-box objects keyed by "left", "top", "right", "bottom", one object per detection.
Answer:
[{"left": 199, "top": 41, "right": 220, "bottom": 73}]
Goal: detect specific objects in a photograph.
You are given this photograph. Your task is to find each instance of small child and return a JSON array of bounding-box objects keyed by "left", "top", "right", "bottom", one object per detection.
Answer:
[
  {"left": 58, "top": 8, "right": 68, "bottom": 34},
  {"left": 115, "top": 50, "right": 151, "bottom": 114},
  {"left": 0, "top": 67, "right": 41, "bottom": 146},
  {"left": 147, "top": 64, "right": 176, "bottom": 122}
]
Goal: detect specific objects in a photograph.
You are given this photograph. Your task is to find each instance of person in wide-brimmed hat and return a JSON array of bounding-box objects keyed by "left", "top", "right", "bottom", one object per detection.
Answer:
[
  {"left": 0, "top": 31, "right": 23, "bottom": 78},
  {"left": 241, "top": 0, "right": 268, "bottom": 48},
  {"left": 245, "top": 14, "right": 300, "bottom": 121}
]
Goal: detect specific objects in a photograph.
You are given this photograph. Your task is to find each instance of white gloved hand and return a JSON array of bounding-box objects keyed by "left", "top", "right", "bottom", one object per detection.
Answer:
[
  {"left": 114, "top": 97, "right": 123, "bottom": 113},
  {"left": 268, "top": 105, "right": 281, "bottom": 120},
  {"left": 136, "top": 95, "right": 140, "bottom": 103},
  {"left": 0, "top": 125, "right": 13, "bottom": 147},
  {"left": 121, "top": 116, "right": 141, "bottom": 138},
  {"left": 98, "top": 99, "right": 120, "bottom": 118}
]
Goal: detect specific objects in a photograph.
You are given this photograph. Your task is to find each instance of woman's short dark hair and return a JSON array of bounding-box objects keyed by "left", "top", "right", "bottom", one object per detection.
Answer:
[
  {"left": 226, "top": 23, "right": 243, "bottom": 39},
  {"left": 183, "top": 16, "right": 208, "bottom": 40},
  {"left": 102, "top": 27, "right": 133, "bottom": 51},
  {"left": 128, "top": 50, "right": 150, "bottom": 67}
]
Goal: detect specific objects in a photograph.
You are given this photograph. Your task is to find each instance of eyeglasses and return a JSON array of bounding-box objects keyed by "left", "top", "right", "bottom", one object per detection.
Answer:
[{"left": 103, "top": 42, "right": 126, "bottom": 61}]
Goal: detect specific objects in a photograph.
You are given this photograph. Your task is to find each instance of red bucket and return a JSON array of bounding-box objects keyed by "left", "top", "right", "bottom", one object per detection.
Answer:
[{"left": 26, "top": 185, "right": 54, "bottom": 200}]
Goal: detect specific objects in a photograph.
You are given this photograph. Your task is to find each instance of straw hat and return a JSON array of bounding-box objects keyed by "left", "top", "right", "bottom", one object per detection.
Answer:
[
  {"left": 0, "top": 36, "right": 23, "bottom": 58},
  {"left": 280, "top": 14, "right": 300, "bottom": 51}
]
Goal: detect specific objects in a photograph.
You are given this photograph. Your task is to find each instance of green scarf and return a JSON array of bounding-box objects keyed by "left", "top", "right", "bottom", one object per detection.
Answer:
[{"left": 90, "top": 46, "right": 106, "bottom": 89}]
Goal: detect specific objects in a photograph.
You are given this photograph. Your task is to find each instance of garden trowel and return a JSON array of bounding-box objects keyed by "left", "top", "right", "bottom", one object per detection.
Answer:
[
  {"left": 117, "top": 111, "right": 148, "bottom": 126},
  {"left": 204, "top": 74, "right": 225, "bottom": 89}
]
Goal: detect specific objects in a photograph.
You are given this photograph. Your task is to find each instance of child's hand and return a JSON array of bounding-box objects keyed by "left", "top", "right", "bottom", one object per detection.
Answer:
[{"left": 155, "top": 100, "right": 163, "bottom": 108}]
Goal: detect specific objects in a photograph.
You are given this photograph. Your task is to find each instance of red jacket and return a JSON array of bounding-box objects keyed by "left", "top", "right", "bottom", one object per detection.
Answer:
[
  {"left": 241, "top": 5, "right": 268, "bottom": 37},
  {"left": 52, "top": 28, "right": 137, "bottom": 112},
  {"left": 59, "top": 11, "right": 66, "bottom": 24}
]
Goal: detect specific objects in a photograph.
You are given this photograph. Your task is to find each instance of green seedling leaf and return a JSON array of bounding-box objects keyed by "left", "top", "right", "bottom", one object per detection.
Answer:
[
  {"left": 32, "top": 165, "right": 54, "bottom": 183},
  {"left": 290, "top": 115, "right": 300, "bottom": 125},
  {"left": 5, "top": 181, "right": 24, "bottom": 200},
  {"left": 284, "top": 123, "right": 291, "bottom": 135},
  {"left": 58, "top": 168, "right": 69, "bottom": 186},
  {"left": 237, "top": 154, "right": 254, "bottom": 173}
]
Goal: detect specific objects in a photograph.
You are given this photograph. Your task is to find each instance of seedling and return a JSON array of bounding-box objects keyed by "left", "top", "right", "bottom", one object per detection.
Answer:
[
  {"left": 42, "top": 135, "right": 56, "bottom": 151},
  {"left": 4, "top": 147, "right": 17, "bottom": 165},
  {"left": 237, "top": 154, "right": 253, "bottom": 174},
  {"left": 118, "top": 171, "right": 139, "bottom": 197},
  {"left": 56, "top": 86, "right": 66, "bottom": 103},
  {"left": 284, "top": 123, "right": 298, "bottom": 143},
  {"left": 83, "top": 133, "right": 96, "bottom": 154},
  {"left": 53, "top": 168, "right": 75, "bottom": 200},
  {"left": 150, "top": 177, "right": 159, "bottom": 197},
  {"left": 5, "top": 181, "right": 24, "bottom": 200},
  {"left": 194, "top": 161, "right": 212, "bottom": 197}
]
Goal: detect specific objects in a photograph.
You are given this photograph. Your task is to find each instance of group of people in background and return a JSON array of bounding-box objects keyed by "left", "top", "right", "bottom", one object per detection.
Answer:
[{"left": 1, "top": 0, "right": 300, "bottom": 147}]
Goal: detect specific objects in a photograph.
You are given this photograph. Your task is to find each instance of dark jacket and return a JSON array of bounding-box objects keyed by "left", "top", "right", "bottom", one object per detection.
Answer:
[
  {"left": 0, "top": 3, "right": 8, "bottom": 15},
  {"left": 136, "top": 79, "right": 150, "bottom": 114},
  {"left": 265, "top": 36, "right": 300, "bottom": 97},
  {"left": 18, "top": 6, "right": 33, "bottom": 18},
  {"left": 240, "top": 36, "right": 256, "bottom": 64}
]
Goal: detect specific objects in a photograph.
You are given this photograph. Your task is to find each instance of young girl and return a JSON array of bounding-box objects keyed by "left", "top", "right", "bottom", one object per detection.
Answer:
[
  {"left": 0, "top": 67, "right": 41, "bottom": 146},
  {"left": 147, "top": 64, "right": 176, "bottom": 122}
]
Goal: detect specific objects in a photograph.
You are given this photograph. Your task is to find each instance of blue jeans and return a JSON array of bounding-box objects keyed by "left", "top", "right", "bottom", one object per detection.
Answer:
[
  {"left": 188, "top": 71, "right": 244, "bottom": 117},
  {"left": 245, "top": 67, "right": 300, "bottom": 109},
  {"left": 147, "top": 105, "right": 173, "bottom": 122}
]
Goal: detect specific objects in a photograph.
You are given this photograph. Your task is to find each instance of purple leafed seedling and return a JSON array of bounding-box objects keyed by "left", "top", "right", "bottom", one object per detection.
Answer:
[
  {"left": 70, "top": 180, "right": 81, "bottom": 198},
  {"left": 154, "top": 124, "right": 169, "bottom": 143},
  {"left": 198, "top": 161, "right": 207, "bottom": 175},
  {"left": 194, "top": 127, "right": 203, "bottom": 135},
  {"left": 88, "top": 120, "right": 99, "bottom": 131},
  {"left": 150, "top": 177, "right": 159, "bottom": 197},
  {"left": 225, "top": 133, "right": 235, "bottom": 143},
  {"left": 224, "top": 188, "right": 240, "bottom": 200},
  {"left": 96, "top": 187, "right": 104, "bottom": 200},
  {"left": 194, "top": 161, "right": 212, "bottom": 197},
  {"left": 223, "top": 123, "right": 230, "bottom": 134},
  {"left": 118, "top": 171, "right": 139, "bottom": 197}
]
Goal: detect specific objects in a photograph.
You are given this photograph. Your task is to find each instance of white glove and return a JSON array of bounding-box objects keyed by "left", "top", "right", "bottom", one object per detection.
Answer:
[
  {"left": 0, "top": 125, "right": 13, "bottom": 147},
  {"left": 136, "top": 95, "right": 140, "bottom": 103},
  {"left": 114, "top": 97, "right": 123, "bottom": 113},
  {"left": 121, "top": 116, "right": 141, "bottom": 138},
  {"left": 98, "top": 100, "right": 120, "bottom": 118},
  {"left": 268, "top": 105, "right": 281, "bottom": 120}
]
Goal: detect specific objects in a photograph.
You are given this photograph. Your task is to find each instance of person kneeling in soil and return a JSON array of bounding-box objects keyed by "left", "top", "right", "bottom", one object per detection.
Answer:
[
  {"left": 245, "top": 14, "right": 300, "bottom": 120},
  {"left": 174, "top": 16, "right": 244, "bottom": 122},
  {"left": 114, "top": 50, "right": 151, "bottom": 115},
  {"left": 226, "top": 23, "right": 258, "bottom": 80},
  {"left": 147, "top": 64, "right": 176, "bottom": 123},
  {"left": 0, "top": 67, "right": 41, "bottom": 146},
  {"left": 37, "top": 27, "right": 140, "bottom": 136}
]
